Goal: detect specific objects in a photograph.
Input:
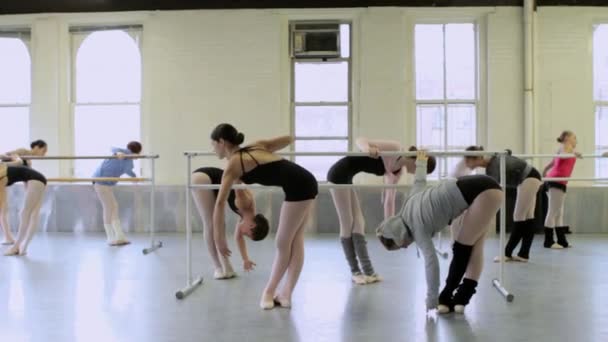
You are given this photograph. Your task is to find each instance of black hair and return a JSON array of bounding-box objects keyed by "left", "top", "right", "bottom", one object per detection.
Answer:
[
  {"left": 127, "top": 141, "right": 142, "bottom": 154},
  {"left": 465, "top": 145, "right": 484, "bottom": 161},
  {"left": 408, "top": 146, "right": 437, "bottom": 175},
  {"left": 30, "top": 140, "right": 47, "bottom": 149},
  {"left": 211, "top": 123, "right": 245, "bottom": 146},
  {"left": 251, "top": 214, "right": 270, "bottom": 241},
  {"left": 557, "top": 131, "right": 574, "bottom": 143}
]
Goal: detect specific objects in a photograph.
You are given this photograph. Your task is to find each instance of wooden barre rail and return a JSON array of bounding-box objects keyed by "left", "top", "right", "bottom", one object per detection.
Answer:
[{"left": 47, "top": 177, "right": 151, "bottom": 183}]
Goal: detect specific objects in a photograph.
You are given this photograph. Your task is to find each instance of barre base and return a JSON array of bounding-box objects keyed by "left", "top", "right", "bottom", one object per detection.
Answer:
[
  {"left": 492, "top": 279, "right": 514, "bottom": 302},
  {"left": 175, "top": 276, "right": 204, "bottom": 300}
]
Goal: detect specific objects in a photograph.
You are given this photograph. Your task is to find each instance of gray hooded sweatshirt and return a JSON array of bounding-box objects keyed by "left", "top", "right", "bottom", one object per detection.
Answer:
[{"left": 377, "top": 159, "right": 469, "bottom": 309}]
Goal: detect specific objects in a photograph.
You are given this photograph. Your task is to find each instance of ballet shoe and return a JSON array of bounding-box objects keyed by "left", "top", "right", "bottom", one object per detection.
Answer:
[
  {"left": 365, "top": 273, "right": 383, "bottom": 284},
  {"left": 260, "top": 295, "right": 275, "bottom": 310},
  {"left": 4, "top": 245, "right": 20, "bottom": 256},
  {"left": 110, "top": 239, "right": 131, "bottom": 247},
  {"left": 454, "top": 305, "right": 466, "bottom": 314},
  {"left": 1, "top": 239, "right": 15, "bottom": 245},
  {"left": 273, "top": 296, "right": 292, "bottom": 308},
  {"left": 512, "top": 255, "right": 529, "bottom": 263},
  {"left": 437, "top": 304, "right": 451, "bottom": 314},
  {"left": 493, "top": 256, "right": 514, "bottom": 263},
  {"left": 351, "top": 272, "right": 367, "bottom": 285},
  {"left": 214, "top": 269, "right": 237, "bottom": 280},
  {"left": 550, "top": 243, "right": 564, "bottom": 250}
]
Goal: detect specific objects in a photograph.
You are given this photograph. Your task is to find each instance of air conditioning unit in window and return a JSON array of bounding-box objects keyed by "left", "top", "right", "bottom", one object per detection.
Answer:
[{"left": 291, "top": 23, "right": 341, "bottom": 59}]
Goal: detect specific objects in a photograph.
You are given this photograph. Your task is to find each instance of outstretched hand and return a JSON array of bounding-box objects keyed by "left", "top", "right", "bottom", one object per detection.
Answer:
[
  {"left": 416, "top": 150, "right": 428, "bottom": 161},
  {"left": 243, "top": 259, "right": 256, "bottom": 272},
  {"left": 216, "top": 239, "right": 232, "bottom": 258}
]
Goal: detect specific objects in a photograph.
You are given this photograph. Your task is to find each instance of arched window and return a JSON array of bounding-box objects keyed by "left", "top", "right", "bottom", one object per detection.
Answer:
[
  {"left": 0, "top": 36, "right": 31, "bottom": 152},
  {"left": 72, "top": 29, "right": 141, "bottom": 177}
]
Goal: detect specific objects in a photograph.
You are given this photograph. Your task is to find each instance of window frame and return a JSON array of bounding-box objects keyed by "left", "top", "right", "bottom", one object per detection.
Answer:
[
  {"left": 69, "top": 26, "right": 143, "bottom": 177},
  {"left": 413, "top": 21, "right": 480, "bottom": 178},
  {"left": 289, "top": 21, "right": 352, "bottom": 182}
]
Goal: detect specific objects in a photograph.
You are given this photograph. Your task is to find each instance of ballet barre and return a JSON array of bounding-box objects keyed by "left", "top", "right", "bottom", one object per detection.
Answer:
[
  {"left": 22, "top": 154, "right": 159, "bottom": 160},
  {"left": 177, "top": 150, "right": 512, "bottom": 302},
  {"left": 30, "top": 154, "right": 161, "bottom": 255},
  {"left": 47, "top": 177, "right": 150, "bottom": 183},
  {"left": 514, "top": 153, "right": 606, "bottom": 159},
  {"left": 184, "top": 151, "right": 502, "bottom": 157}
]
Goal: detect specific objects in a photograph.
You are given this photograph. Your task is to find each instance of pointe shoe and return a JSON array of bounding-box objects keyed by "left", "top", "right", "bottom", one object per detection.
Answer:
[
  {"left": 260, "top": 296, "right": 275, "bottom": 310},
  {"left": 273, "top": 296, "right": 292, "bottom": 308},
  {"left": 352, "top": 272, "right": 367, "bottom": 285},
  {"left": 437, "top": 305, "right": 451, "bottom": 314},
  {"left": 365, "top": 273, "right": 383, "bottom": 284},
  {"left": 512, "top": 256, "right": 529, "bottom": 263},
  {"left": 493, "top": 256, "right": 514, "bottom": 263}
]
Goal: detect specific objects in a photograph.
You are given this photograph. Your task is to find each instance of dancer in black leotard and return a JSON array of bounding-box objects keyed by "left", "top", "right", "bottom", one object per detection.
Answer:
[
  {"left": 191, "top": 167, "right": 269, "bottom": 279},
  {"left": 0, "top": 158, "right": 47, "bottom": 256},
  {"left": 210, "top": 123, "right": 318, "bottom": 310}
]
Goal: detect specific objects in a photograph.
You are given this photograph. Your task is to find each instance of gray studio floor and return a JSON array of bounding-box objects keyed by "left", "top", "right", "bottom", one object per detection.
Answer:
[{"left": 1, "top": 232, "right": 608, "bottom": 342}]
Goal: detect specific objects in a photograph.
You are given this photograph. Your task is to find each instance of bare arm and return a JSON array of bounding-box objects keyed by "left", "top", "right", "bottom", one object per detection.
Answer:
[
  {"left": 542, "top": 160, "right": 554, "bottom": 177},
  {"left": 234, "top": 225, "right": 256, "bottom": 271},
  {"left": 213, "top": 161, "right": 241, "bottom": 257},
  {"left": 356, "top": 137, "right": 402, "bottom": 155},
  {"left": 254, "top": 136, "right": 294, "bottom": 153}
]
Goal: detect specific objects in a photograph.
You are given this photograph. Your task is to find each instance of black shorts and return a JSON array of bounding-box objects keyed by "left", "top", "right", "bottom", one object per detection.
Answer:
[
  {"left": 546, "top": 181, "right": 567, "bottom": 193},
  {"left": 456, "top": 175, "right": 502, "bottom": 205},
  {"left": 526, "top": 168, "right": 542, "bottom": 181},
  {"left": 193, "top": 167, "right": 239, "bottom": 215},
  {"left": 7, "top": 166, "right": 47, "bottom": 186}
]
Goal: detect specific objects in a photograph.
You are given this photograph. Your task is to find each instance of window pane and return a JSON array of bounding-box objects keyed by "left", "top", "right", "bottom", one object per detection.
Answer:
[
  {"left": 0, "top": 38, "right": 31, "bottom": 104},
  {"left": 415, "top": 25, "right": 444, "bottom": 100},
  {"left": 74, "top": 105, "right": 141, "bottom": 177},
  {"left": 0, "top": 107, "right": 29, "bottom": 152},
  {"left": 295, "top": 139, "right": 348, "bottom": 181},
  {"left": 446, "top": 24, "right": 475, "bottom": 100},
  {"left": 76, "top": 31, "right": 141, "bottom": 103},
  {"left": 416, "top": 105, "right": 445, "bottom": 150},
  {"left": 447, "top": 104, "right": 476, "bottom": 148},
  {"left": 295, "top": 62, "right": 348, "bottom": 102},
  {"left": 594, "top": 25, "right": 608, "bottom": 101},
  {"left": 596, "top": 106, "right": 608, "bottom": 177},
  {"left": 340, "top": 24, "right": 350, "bottom": 58},
  {"left": 295, "top": 106, "right": 348, "bottom": 137}
]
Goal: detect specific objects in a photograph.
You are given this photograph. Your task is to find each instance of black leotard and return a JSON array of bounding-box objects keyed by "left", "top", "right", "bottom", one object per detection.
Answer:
[
  {"left": 6, "top": 165, "right": 47, "bottom": 186},
  {"left": 327, "top": 156, "right": 401, "bottom": 184},
  {"left": 238, "top": 147, "right": 318, "bottom": 202},
  {"left": 193, "top": 167, "right": 239, "bottom": 215}
]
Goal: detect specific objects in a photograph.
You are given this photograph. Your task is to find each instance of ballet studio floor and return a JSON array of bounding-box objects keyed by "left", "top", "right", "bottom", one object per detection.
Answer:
[{"left": 2, "top": 233, "right": 607, "bottom": 342}]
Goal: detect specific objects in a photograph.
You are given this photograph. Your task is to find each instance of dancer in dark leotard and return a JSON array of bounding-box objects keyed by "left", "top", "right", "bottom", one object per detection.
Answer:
[
  {"left": 191, "top": 166, "right": 269, "bottom": 279},
  {"left": 210, "top": 123, "right": 318, "bottom": 310},
  {"left": 0, "top": 158, "right": 47, "bottom": 256}
]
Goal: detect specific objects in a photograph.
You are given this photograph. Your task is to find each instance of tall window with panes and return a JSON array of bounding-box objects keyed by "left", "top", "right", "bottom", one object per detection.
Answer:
[
  {"left": 291, "top": 23, "right": 351, "bottom": 181},
  {"left": 71, "top": 27, "right": 142, "bottom": 177},
  {"left": 0, "top": 30, "right": 31, "bottom": 152},
  {"left": 594, "top": 25, "right": 608, "bottom": 177},
  {"left": 414, "top": 23, "right": 477, "bottom": 177}
]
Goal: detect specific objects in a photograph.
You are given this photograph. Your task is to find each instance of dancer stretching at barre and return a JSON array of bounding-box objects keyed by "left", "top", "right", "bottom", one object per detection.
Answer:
[
  {"left": 92, "top": 141, "right": 142, "bottom": 246},
  {"left": 191, "top": 167, "right": 269, "bottom": 279},
  {"left": 377, "top": 151, "right": 503, "bottom": 314},
  {"left": 463, "top": 146, "right": 543, "bottom": 262},
  {"left": 1, "top": 157, "right": 47, "bottom": 256},
  {"left": 327, "top": 138, "right": 436, "bottom": 285},
  {"left": 542, "top": 130, "right": 581, "bottom": 249},
  {"left": 211, "top": 123, "right": 318, "bottom": 310},
  {"left": 1, "top": 140, "right": 48, "bottom": 243},
  {"left": 2, "top": 139, "right": 48, "bottom": 167}
]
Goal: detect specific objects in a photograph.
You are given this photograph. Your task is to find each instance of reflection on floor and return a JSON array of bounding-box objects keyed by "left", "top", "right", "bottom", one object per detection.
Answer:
[{"left": 2, "top": 233, "right": 607, "bottom": 342}]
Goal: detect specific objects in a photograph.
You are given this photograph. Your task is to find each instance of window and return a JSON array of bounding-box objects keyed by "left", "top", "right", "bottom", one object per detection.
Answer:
[
  {"left": 414, "top": 24, "right": 477, "bottom": 178},
  {"left": 291, "top": 23, "right": 351, "bottom": 181},
  {"left": 594, "top": 25, "right": 608, "bottom": 177},
  {"left": 71, "top": 28, "right": 142, "bottom": 177},
  {"left": 0, "top": 32, "right": 31, "bottom": 152}
]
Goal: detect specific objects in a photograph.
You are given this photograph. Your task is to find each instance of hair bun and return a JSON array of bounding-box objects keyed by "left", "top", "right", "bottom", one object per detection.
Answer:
[
  {"left": 235, "top": 133, "right": 245, "bottom": 145},
  {"left": 556, "top": 137, "right": 563, "bottom": 143}
]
